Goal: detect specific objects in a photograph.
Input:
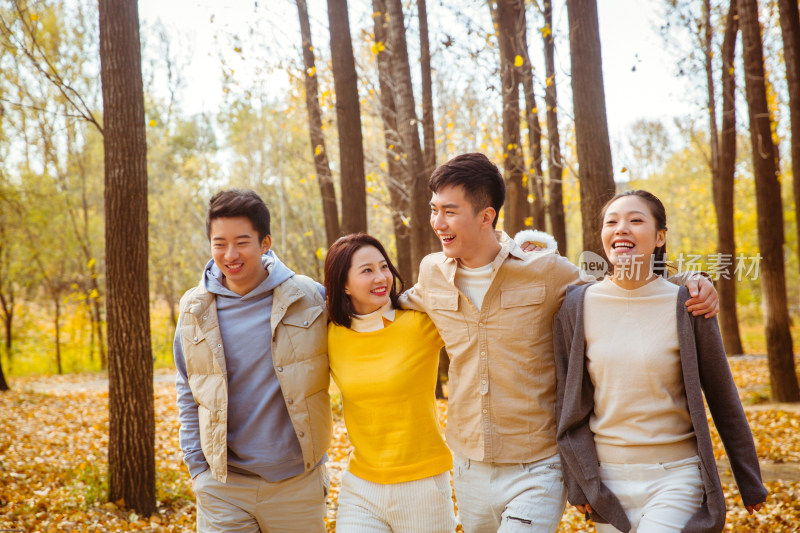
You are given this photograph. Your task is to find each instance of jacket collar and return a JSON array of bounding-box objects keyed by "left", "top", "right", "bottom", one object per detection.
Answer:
[{"left": 436, "top": 230, "right": 525, "bottom": 284}]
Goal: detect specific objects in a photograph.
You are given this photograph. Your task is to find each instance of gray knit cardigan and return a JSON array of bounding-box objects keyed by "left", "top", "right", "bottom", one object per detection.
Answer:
[{"left": 553, "top": 283, "right": 767, "bottom": 533}]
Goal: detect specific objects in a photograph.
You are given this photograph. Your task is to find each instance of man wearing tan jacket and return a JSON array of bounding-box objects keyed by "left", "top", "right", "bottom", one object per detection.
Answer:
[
  {"left": 400, "top": 153, "right": 718, "bottom": 532},
  {"left": 174, "top": 189, "right": 331, "bottom": 532}
]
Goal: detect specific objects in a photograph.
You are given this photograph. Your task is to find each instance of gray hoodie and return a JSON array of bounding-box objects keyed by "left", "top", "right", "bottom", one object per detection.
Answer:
[{"left": 174, "top": 251, "right": 319, "bottom": 481}]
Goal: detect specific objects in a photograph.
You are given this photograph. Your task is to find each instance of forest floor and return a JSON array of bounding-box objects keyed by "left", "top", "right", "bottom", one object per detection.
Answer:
[{"left": 1, "top": 355, "right": 799, "bottom": 532}]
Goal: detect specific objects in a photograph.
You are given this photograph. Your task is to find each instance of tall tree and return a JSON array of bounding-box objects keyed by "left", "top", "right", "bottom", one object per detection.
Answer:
[
  {"left": 713, "top": 0, "right": 744, "bottom": 355},
  {"left": 372, "top": 1, "right": 412, "bottom": 282},
  {"left": 417, "top": 0, "right": 440, "bottom": 252},
  {"left": 327, "top": 0, "right": 367, "bottom": 235},
  {"left": 386, "top": 0, "right": 430, "bottom": 277},
  {"left": 492, "top": 0, "right": 526, "bottom": 235},
  {"left": 297, "top": 0, "right": 340, "bottom": 246},
  {"left": 777, "top": 0, "right": 800, "bottom": 280},
  {"left": 518, "top": 5, "right": 546, "bottom": 232},
  {"left": 543, "top": 0, "right": 566, "bottom": 252},
  {"left": 0, "top": 221, "right": 12, "bottom": 391},
  {"left": 99, "top": 0, "right": 156, "bottom": 514},
  {"left": 738, "top": 0, "right": 799, "bottom": 402},
  {"left": 418, "top": 0, "right": 435, "bottom": 178},
  {"left": 566, "top": 0, "right": 616, "bottom": 256}
]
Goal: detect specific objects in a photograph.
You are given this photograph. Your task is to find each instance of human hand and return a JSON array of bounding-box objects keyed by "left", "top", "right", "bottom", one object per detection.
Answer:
[
  {"left": 575, "top": 503, "right": 594, "bottom": 514},
  {"left": 685, "top": 276, "right": 718, "bottom": 318},
  {"left": 520, "top": 241, "right": 544, "bottom": 253},
  {"left": 746, "top": 502, "right": 764, "bottom": 514}
]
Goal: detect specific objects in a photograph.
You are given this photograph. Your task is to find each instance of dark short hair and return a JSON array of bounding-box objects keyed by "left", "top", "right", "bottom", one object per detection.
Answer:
[
  {"left": 429, "top": 153, "right": 506, "bottom": 228},
  {"left": 324, "top": 233, "right": 404, "bottom": 328},
  {"left": 206, "top": 189, "right": 271, "bottom": 242},
  {"left": 600, "top": 189, "right": 668, "bottom": 277}
]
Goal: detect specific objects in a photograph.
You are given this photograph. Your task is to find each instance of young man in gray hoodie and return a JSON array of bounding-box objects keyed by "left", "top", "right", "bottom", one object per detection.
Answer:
[{"left": 174, "top": 189, "right": 332, "bottom": 532}]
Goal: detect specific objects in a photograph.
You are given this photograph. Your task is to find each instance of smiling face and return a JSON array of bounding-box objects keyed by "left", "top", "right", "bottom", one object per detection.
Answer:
[
  {"left": 344, "top": 245, "right": 393, "bottom": 315},
  {"left": 430, "top": 184, "right": 497, "bottom": 267},
  {"left": 601, "top": 195, "right": 666, "bottom": 278},
  {"left": 210, "top": 216, "right": 271, "bottom": 295}
]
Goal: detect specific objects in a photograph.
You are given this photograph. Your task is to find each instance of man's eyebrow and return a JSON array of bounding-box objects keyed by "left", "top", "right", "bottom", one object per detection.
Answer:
[
  {"left": 430, "top": 201, "right": 460, "bottom": 208},
  {"left": 212, "top": 234, "right": 254, "bottom": 241}
]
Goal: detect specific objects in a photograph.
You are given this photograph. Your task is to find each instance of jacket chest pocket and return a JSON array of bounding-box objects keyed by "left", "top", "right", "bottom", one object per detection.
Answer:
[
  {"left": 181, "top": 323, "right": 219, "bottom": 375},
  {"left": 279, "top": 305, "right": 326, "bottom": 362},
  {"left": 500, "top": 284, "right": 545, "bottom": 341},
  {"left": 429, "top": 290, "right": 470, "bottom": 352}
]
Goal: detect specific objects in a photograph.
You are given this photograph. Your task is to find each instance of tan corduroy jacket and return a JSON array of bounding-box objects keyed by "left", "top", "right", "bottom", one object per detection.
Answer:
[
  {"left": 179, "top": 274, "right": 332, "bottom": 482},
  {"left": 400, "top": 231, "right": 580, "bottom": 463}
]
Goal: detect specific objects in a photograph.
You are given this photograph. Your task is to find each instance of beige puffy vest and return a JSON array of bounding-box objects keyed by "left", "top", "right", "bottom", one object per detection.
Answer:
[{"left": 179, "top": 274, "right": 332, "bottom": 483}]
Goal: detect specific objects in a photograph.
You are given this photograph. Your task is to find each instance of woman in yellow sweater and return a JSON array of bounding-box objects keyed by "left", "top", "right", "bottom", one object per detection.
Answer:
[{"left": 324, "top": 233, "right": 456, "bottom": 532}]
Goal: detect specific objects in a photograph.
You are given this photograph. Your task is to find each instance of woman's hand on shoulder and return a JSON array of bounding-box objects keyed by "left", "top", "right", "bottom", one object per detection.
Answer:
[{"left": 574, "top": 503, "right": 593, "bottom": 514}]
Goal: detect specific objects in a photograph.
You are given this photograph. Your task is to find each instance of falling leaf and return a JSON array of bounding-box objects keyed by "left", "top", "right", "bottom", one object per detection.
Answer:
[
  {"left": 514, "top": 55, "right": 524, "bottom": 67},
  {"left": 148, "top": 119, "right": 157, "bottom": 127},
  {"left": 371, "top": 41, "right": 385, "bottom": 55}
]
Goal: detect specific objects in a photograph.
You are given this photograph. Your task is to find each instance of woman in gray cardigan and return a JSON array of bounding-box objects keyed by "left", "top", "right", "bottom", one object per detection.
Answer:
[{"left": 553, "top": 190, "right": 766, "bottom": 532}]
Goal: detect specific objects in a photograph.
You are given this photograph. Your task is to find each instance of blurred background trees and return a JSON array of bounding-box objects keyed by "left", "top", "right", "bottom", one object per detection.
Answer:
[{"left": 0, "top": 0, "right": 798, "bottom": 405}]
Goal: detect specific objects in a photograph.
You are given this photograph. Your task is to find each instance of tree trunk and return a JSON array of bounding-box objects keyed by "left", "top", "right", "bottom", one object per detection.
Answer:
[
  {"left": 0, "top": 288, "right": 11, "bottom": 391},
  {"left": 99, "top": 0, "right": 156, "bottom": 514},
  {"left": 543, "top": 0, "right": 566, "bottom": 253},
  {"left": 738, "top": 0, "right": 799, "bottom": 402},
  {"left": 0, "top": 352, "right": 7, "bottom": 391},
  {"left": 297, "top": 0, "right": 340, "bottom": 246},
  {"left": 417, "top": 0, "right": 440, "bottom": 253},
  {"left": 372, "top": 1, "right": 412, "bottom": 283},
  {"left": 91, "top": 275, "right": 107, "bottom": 369},
  {"left": 518, "top": 4, "right": 545, "bottom": 232},
  {"left": 777, "top": 0, "right": 800, "bottom": 283},
  {"left": 386, "top": 0, "right": 430, "bottom": 278},
  {"left": 566, "top": 0, "right": 616, "bottom": 257},
  {"left": 53, "top": 291, "right": 62, "bottom": 375},
  {"left": 327, "top": 0, "right": 367, "bottom": 235},
  {"left": 715, "top": 1, "right": 745, "bottom": 355},
  {"left": 492, "top": 0, "right": 526, "bottom": 236}
]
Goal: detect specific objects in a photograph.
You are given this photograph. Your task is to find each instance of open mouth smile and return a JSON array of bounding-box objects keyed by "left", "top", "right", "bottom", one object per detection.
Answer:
[{"left": 439, "top": 233, "right": 455, "bottom": 244}]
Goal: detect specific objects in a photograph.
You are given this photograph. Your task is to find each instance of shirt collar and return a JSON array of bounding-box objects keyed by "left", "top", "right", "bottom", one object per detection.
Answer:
[{"left": 350, "top": 300, "right": 396, "bottom": 333}]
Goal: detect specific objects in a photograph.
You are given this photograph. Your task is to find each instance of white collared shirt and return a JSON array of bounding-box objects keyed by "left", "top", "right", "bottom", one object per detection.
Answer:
[{"left": 350, "top": 301, "right": 396, "bottom": 332}]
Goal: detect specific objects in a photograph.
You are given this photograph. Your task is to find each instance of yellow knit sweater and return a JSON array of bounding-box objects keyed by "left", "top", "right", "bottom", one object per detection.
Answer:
[{"left": 328, "top": 309, "right": 452, "bottom": 483}]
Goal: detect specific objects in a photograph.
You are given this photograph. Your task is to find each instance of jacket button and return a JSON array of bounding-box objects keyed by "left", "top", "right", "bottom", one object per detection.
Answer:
[
  {"left": 287, "top": 399, "right": 293, "bottom": 405},
  {"left": 277, "top": 366, "right": 283, "bottom": 372},
  {"left": 193, "top": 336, "right": 198, "bottom": 341},
  {"left": 303, "top": 321, "right": 308, "bottom": 326},
  {"left": 202, "top": 315, "right": 208, "bottom": 320},
  {"left": 298, "top": 431, "right": 305, "bottom": 437}
]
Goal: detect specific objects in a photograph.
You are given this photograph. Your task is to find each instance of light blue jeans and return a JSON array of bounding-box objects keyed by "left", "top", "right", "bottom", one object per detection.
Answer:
[{"left": 453, "top": 453, "right": 567, "bottom": 533}]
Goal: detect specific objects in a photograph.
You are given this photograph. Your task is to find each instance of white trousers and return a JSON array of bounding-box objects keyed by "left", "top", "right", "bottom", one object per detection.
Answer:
[
  {"left": 452, "top": 453, "right": 567, "bottom": 533},
  {"left": 594, "top": 456, "right": 705, "bottom": 533},
  {"left": 336, "top": 470, "right": 458, "bottom": 532},
  {"left": 193, "top": 466, "right": 328, "bottom": 533}
]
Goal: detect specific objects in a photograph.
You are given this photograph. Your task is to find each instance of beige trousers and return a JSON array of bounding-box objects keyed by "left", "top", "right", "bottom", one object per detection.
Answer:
[
  {"left": 335, "top": 470, "right": 458, "bottom": 532},
  {"left": 193, "top": 465, "right": 329, "bottom": 533}
]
